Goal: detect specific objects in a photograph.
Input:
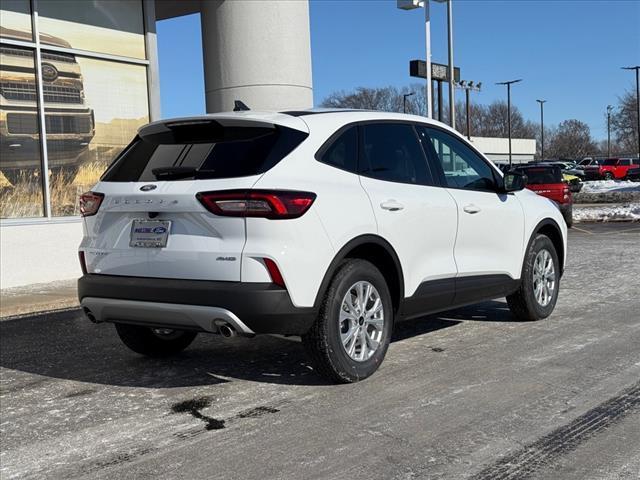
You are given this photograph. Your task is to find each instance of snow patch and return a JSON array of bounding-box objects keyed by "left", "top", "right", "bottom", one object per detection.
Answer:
[
  {"left": 581, "top": 180, "right": 640, "bottom": 194},
  {"left": 574, "top": 203, "right": 640, "bottom": 222}
]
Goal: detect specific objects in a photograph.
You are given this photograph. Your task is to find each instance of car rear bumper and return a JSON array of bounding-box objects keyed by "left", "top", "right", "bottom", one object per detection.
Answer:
[{"left": 77, "top": 274, "right": 317, "bottom": 336}]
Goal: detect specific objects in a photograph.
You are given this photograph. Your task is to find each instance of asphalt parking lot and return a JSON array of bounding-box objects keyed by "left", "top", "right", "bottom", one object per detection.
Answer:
[{"left": 1, "top": 223, "right": 639, "bottom": 480}]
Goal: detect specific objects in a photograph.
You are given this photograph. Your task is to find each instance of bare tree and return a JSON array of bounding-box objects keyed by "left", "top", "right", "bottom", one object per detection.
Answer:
[
  {"left": 610, "top": 89, "right": 639, "bottom": 154},
  {"left": 321, "top": 85, "right": 544, "bottom": 144},
  {"left": 545, "top": 119, "right": 596, "bottom": 159}
]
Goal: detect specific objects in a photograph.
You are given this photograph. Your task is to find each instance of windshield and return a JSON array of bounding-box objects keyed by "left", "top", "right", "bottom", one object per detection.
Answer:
[{"left": 603, "top": 159, "right": 619, "bottom": 166}]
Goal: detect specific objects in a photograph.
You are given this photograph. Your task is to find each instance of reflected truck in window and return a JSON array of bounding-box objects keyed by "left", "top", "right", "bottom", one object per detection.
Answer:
[{"left": 0, "top": 27, "right": 94, "bottom": 185}]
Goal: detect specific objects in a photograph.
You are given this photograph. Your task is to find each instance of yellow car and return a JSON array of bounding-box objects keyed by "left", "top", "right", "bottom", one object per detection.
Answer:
[{"left": 563, "top": 173, "right": 582, "bottom": 193}]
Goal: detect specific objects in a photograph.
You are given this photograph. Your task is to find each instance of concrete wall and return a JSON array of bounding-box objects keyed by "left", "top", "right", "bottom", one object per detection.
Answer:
[
  {"left": 470, "top": 136, "right": 537, "bottom": 164},
  {"left": 1, "top": 221, "right": 82, "bottom": 289},
  {"left": 200, "top": 0, "right": 313, "bottom": 112}
]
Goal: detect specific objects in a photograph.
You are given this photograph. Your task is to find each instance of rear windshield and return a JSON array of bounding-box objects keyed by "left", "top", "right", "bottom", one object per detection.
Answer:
[
  {"left": 101, "top": 125, "right": 307, "bottom": 182},
  {"left": 517, "top": 167, "right": 563, "bottom": 184}
]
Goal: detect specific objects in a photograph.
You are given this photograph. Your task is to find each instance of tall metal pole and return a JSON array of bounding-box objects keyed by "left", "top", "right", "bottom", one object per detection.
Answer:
[
  {"left": 637, "top": 67, "right": 640, "bottom": 159},
  {"left": 622, "top": 66, "right": 640, "bottom": 159},
  {"left": 446, "top": 0, "right": 455, "bottom": 128},
  {"left": 425, "top": 1, "right": 433, "bottom": 118},
  {"left": 497, "top": 79, "right": 522, "bottom": 167},
  {"left": 507, "top": 84, "right": 512, "bottom": 166},
  {"left": 465, "top": 88, "right": 471, "bottom": 139},
  {"left": 537, "top": 99, "right": 546, "bottom": 160},
  {"left": 606, "top": 105, "right": 613, "bottom": 158},
  {"left": 403, "top": 92, "right": 415, "bottom": 114},
  {"left": 437, "top": 81, "right": 443, "bottom": 122}
]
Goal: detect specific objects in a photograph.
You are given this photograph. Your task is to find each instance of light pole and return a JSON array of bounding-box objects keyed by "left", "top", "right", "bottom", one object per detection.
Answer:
[
  {"left": 398, "top": 0, "right": 454, "bottom": 121},
  {"left": 456, "top": 80, "right": 481, "bottom": 140},
  {"left": 397, "top": 1, "right": 433, "bottom": 118},
  {"left": 496, "top": 79, "right": 522, "bottom": 167},
  {"left": 622, "top": 66, "right": 640, "bottom": 159},
  {"left": 403, "top": 92, "right": 415, "bottom": 113},
  {"left": 536, "top": 99, "right": 546, "bottom": 160},
  {"left": 606, "top": 104, "right": 613, "bottom": 158},
  {"left": 446, "top": 0, "right": 455, "bottom": 128}
]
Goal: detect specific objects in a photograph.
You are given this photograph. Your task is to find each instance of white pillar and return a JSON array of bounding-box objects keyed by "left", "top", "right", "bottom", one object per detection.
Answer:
[{"left": 200, "top": 0, "right": 313, "bottom": 113}]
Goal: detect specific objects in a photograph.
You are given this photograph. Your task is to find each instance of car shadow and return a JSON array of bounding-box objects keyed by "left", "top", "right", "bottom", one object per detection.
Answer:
[{"left": 0, "top": 300, "right": 516, "bottom": 389}]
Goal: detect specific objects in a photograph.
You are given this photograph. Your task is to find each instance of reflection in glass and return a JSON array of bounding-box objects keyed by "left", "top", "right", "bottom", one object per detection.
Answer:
[
  {"left": 0, "top": 0, "right": 32, "bottom": 42},
  {"left": 38, "top": 0, "right": 145, "bottom": 59},
  {"left": 0, "top": 46, "right": 45, "bottom": 218},
  {"left": 46, "top": 57, "right": 149, "bottom": 216}
]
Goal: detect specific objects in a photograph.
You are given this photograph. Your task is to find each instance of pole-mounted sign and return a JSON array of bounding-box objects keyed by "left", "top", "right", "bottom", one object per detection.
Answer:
[{"left": 410, "top": 60, "right": 460, "bottom": 83}]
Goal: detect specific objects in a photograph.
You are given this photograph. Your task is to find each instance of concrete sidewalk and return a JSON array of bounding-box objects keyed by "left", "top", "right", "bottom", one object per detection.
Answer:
[{"left": 0, "top": 279, "right": 78, "bottom": 319}]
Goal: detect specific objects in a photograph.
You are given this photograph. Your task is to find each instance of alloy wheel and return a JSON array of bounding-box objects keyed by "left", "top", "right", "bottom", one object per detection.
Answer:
[
  {"left": 339, "top": 281, "right": 385, "bottom": 362},
  {"left": 532, "top": 249, "right": 556, "bottom": 307}
]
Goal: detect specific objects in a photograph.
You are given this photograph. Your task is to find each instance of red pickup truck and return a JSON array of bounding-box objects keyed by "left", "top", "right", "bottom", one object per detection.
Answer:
[{"left": 584, "top": 158, "right": 640, "bottom": 180}]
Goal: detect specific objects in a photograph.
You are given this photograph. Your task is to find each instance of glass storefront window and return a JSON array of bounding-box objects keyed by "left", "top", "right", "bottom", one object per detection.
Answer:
[
  {"left": 0, "top": 46, "right": 45, "bottom": 218},
  {"left": 0, "top": 0, "right": 32, "bottom": 43},
  {"left": 45, "top": 57, "right": 149, "bottom": 216},
  {"left": 38, "top": 0, "right": 146, "bottom": 60}
]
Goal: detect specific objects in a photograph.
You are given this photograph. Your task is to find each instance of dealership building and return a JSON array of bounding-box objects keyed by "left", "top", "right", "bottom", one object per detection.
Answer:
[
  {"left": 0, "top": 0, "right": 313, "bottom": 289},
  {"left": 0, "top": 0, "right": 534, "bottom": 290}
]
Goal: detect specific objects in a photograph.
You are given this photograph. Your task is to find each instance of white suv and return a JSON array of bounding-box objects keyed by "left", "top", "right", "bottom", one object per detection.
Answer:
[{"left": 78, "top": 110, "right": 567, "bottom": 383}]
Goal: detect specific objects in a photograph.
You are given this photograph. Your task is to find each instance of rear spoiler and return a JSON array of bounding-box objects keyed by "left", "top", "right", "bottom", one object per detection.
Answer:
[{"left": 139, "top": 113, "right": 309, "bottom": 144}]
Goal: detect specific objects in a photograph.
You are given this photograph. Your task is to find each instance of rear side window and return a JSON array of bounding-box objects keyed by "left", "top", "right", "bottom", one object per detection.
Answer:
[
  {"left": 517, "top": 167, "right": 562, "bottom": 184},
  {"left": 318, "top": 126, "right": 358, "bottom": 173},
  {"left": 360, "top": 123, "right": 433, "bottom": 185},
  {"left": 101, "top": 125, "right": 307, "bottom": 182}
]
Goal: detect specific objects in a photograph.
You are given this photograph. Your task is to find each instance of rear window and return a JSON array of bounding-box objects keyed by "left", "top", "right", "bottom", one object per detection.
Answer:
[
  {"left": 101, "top": 124, "right": 307, "bottom": 182},
  {"left": 517, "top": 167, "right": 563, "bottom": 184}
]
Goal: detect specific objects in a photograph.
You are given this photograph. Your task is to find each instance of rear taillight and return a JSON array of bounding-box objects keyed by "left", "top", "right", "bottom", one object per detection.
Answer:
[
  {"left": 79, "top": 191, "right": 104, "bottom": 217},
  {"left": 263, "top": 258, "right": 286, "bottom": 288},
  {"left": 79, "top": 251, "right": 88, "bottom": 275},
  {"left": 196, "top": 190, "right": 316, "bottom": 219}
]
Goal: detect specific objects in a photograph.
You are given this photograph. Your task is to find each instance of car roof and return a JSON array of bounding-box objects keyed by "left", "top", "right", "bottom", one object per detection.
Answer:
[{"left": 138, "top": 109, "right": 460, "bottom": 143}]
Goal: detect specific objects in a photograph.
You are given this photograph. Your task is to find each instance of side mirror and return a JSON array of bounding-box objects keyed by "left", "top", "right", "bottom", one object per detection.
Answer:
[{"left": 502, "top": 172, "right": 527, "bottom": 192}]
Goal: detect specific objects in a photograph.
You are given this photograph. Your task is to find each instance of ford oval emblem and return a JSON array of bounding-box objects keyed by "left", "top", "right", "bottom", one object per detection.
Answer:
[
  {"left": 41, "top": 63, "right": 58, "bottom": 82},
  {"left": 140, "top": 184, "right": 157, "bottom": 192}
]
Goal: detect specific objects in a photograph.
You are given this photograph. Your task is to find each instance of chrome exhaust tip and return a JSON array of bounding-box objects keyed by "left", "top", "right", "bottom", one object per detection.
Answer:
[{"left": 218, "top": 323, "right": 237, "bottom": 338}]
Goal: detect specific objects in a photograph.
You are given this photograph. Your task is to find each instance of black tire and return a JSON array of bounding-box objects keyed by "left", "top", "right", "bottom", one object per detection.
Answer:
[
  {"left": 115, "top": 324, "right": 197, "bottom": 357},
  {"left": 562, "top": 208, "right": 573, "bottom": 229},
  {"left": 603, "top": 172, "right": 614, "bottom": 180},
  {"left": 507, "top": 234, "right": 560, "bottom": 321},
  {"left": 302, "top": 259, "right": 394, "bottom": 383}
]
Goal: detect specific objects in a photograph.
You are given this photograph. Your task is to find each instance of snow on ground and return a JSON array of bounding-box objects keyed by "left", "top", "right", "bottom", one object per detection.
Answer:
[
  {"left": 581, "top": 180, "right": 640, "bottom": 193},
  {"left": 574, "top": 203, "right": 640, "bottom": 222}
]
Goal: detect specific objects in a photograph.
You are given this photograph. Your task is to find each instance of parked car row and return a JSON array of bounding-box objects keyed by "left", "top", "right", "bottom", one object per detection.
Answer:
[{"left": 581, "top": 157, "right": 640, "bottom": 180}]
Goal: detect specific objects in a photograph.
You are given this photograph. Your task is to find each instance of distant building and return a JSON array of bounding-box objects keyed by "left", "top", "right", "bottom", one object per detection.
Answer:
[{"left": 469, "top": 137, "right": 537, "bottom": 164}]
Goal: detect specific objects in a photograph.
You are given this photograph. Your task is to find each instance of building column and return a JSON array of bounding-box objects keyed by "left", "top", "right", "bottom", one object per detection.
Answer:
[{"left": 200, "top": 0, "right": 313, "bottom": 112}]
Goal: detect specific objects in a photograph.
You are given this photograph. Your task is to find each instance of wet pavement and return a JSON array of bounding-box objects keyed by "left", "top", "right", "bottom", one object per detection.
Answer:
[{"left": 1, "top": 223, "right": 639, "bottom": 480}]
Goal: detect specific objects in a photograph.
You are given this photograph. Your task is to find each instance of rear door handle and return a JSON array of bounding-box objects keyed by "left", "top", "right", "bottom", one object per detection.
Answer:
[
  {"left": 463, "top": 204, "right": 481, "bottom": 214},
  {"left": 380, "top": 200, "right": 404, "bottom": 211}
]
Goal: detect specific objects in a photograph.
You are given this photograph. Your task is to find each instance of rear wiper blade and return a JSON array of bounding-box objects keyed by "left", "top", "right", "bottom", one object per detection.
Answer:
[{"left": 151, "top": 166, "right": 197, "bottom": 180}]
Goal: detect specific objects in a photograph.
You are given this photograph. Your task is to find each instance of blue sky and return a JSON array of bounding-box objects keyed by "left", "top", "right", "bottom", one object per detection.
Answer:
[{"left": 157, "top": 0, "right": 640, "bottom": 140}]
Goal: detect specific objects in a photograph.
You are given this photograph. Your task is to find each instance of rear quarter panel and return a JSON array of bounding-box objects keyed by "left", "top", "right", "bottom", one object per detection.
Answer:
[{"left": 247, "top": 124, "right": 378, "bottom": 307}]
